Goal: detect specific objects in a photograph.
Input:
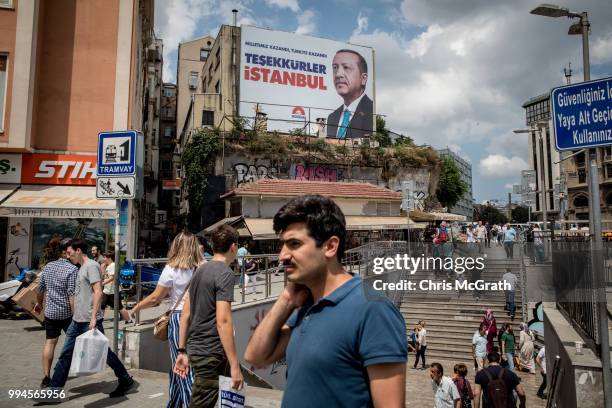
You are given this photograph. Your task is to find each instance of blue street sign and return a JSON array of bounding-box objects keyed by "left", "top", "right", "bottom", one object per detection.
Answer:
[
  {"left": 97, "top": 131, "right": 137, "bottom": 176},
  {"left": 551, "top": 76, "right": 612, "bottom": 151}
]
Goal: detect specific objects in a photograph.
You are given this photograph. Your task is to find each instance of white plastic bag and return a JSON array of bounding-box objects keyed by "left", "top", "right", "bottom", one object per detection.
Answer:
[
  {"left": 218, "top": 375, "right": 246, "bottom": 408},
  {"left": 68, "top": 328, "right": 109, "bottom": 377}
]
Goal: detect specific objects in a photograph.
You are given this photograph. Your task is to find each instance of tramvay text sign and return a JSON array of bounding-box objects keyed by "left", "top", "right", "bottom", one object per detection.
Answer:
[{"left": 551, "top": 76, "right": 612, "bottom": 151}]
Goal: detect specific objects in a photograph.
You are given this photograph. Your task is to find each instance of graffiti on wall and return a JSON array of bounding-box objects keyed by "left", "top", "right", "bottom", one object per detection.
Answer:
[
  {"left": 293, "top": 164, "right": 343, "bottom": 182},
  {"left": 233, "top": 163, "right": 278, "bottom": 185}
]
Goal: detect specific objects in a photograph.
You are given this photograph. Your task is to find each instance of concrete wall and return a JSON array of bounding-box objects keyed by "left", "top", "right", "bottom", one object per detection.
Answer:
[
  {"left": 543, "top": 306, "right": 604, "bottom": 407},
  {"left": 31, "top": 0, "right": 119, "bottom": 152},
  {"left": 176, "top": 36, "right": 213, "bottom": 133},
  {"left": 0, "top": 0, "right": 17, "bottom": 142}
]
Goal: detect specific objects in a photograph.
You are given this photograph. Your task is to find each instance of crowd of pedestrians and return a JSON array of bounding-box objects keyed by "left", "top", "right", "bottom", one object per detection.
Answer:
[{"left": 28, "top": 194, "right": 549, "bottom": 407}]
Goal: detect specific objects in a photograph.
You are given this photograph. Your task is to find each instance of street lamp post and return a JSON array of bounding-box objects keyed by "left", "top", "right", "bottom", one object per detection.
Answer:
[{"left": 531, "top": 5, "right": 610, "bottom": 408}]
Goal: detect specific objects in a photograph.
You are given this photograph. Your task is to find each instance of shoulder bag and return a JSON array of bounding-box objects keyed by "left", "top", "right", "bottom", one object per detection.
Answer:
[{"left": 153, "top": 276, "right": 193, "bottom": 341}]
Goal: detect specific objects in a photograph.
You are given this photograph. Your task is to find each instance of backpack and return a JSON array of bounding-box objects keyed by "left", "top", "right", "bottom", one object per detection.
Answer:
[
  {"left": 484, "top": 368, "right": 509, "bottom": 408},
  {"left": 437, "top": 228, "right": 448, "bottom": 243}
]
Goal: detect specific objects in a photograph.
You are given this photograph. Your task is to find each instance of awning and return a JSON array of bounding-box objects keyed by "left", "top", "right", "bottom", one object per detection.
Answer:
[
  {"left": 0, "top": 185, "right": 116, "bottom": 219},
  {"left": 244, "top": 218, "right": 276, "bottom": 240},
  {"left": 409, "top": 210, "right": 467, "bottom": 222},
  {"left": 345, "top": 216, "right": 426, "bottom": 230},
  {"left": 0, "top": 184, "right": 19, "bottom": 204},
  {"left": 198, "top": 216, "right": 276, "bottom": 240},
  {"left": 199, "top": 215, "right": 242, "bottom": 236}
]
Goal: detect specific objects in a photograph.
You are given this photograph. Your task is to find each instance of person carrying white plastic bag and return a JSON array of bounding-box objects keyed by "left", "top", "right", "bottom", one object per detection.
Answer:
[
  {"left": 68, "top": 328, "right": 109, "bottom": 377},
  {"left": 218, "top": 375, "right": 246, "bottom": 408}
]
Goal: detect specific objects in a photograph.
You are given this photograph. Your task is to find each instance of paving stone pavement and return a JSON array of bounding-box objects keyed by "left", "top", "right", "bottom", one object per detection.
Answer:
[
  {"left": 405, "top": 359, "right": 547, "bottom": 407},
  {"left": 1, "top": 313, "right": 549, "bottom": 407}
]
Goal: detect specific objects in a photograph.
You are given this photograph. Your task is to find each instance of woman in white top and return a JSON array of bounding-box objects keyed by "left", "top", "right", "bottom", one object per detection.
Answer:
[{"left": 130, "top": 231, "right": 204, "bottom": 408}]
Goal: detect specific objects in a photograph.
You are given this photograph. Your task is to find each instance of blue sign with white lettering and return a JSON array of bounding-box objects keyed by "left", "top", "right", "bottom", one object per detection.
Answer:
[
  {"left": 551, "top": 76, "right": 612, "bottom": 151},
  {"left": 97, "top": 131, "right": 137, "bottom": 176}
]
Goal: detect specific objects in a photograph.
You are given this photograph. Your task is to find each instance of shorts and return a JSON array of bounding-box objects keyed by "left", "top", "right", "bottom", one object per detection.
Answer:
[
  {"left": 102, "top": 293, "right": 124, "bottom": 310},
  {"left": 44, "top": 317, "right": 72, "bottom": 340}
]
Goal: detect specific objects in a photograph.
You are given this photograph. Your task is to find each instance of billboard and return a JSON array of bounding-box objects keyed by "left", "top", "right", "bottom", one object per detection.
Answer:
[{"left": 239, "top": 26, "right": 375, "bottom": 139}]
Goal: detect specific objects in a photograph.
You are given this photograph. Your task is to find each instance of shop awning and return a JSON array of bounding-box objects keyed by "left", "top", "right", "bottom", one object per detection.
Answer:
[
  {"left": 0, "top": 184, "right": 19, "bottom": 204},
  {"left": 243, "top": 218, "right": 276, "bottom": 240},
  {"left": 0, "top": 186, "right": 116, "bottom": 219},
  {"left": 409, "top": 210, "right": 467, "bottom": 222},
  {"left": 345, "top": 216, "right": 427, "bottom": 230}
]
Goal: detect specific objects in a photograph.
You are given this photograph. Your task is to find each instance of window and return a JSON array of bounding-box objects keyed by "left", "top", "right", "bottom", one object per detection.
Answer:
[
  {"left": 164, "top": 127, "right": 174, "bottom": 138},
  {"left": 188, "top": 71, "right": 198, "bottom": 89},
  {"left": 575, "top": 152, "right": 586, "bottom": 167},
  {"left": 0, "top": 55, "right": 6, "bottom": 131},
  {"left": 162, "top": 87, "right": 175, "bottom": 97},
  {"left": 200, "top": 48, "right": 209, "bottom": 61},
  {"left": 573, "top": 195, "right": 588, "bottom": 208},
  {"left": 161, "top": 160, "right": 172, "bottom": 171},
  {"left": 0, "top": 0, "right": 12, "bottom": 8},
  {"left": 202, "top": 110, "right": 214, "bottom": 127},
  {"left": 578, "top": 168, "right": 586, "bottom": 184}
]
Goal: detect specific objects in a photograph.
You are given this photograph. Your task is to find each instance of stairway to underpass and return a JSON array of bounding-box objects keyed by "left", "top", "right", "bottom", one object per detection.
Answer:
[{"left": 399, "top": 253, "right": 524, "bottom": 363}]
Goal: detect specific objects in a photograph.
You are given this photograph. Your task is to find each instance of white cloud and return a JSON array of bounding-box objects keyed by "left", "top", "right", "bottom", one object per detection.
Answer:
[
  {"left": 504, "top": 183, "right": 514, "bottom": 189},
  {"left": 155, "top": 0, "right": 257, "bottom": 82},
  {"left": 592, "top": 32, "right": 612, "bottom": 64},
  {"left": 296, "top": 10, "right": 316, "bottom": 35},
  {"left": 265, "top": 0, "right": 300, "bottom": 12},
  {"left": 479, "top": 155, "right": 528, "bottom": 178},
  {"left": 353, "top": 12, "right": 368, "bottom": 36}
]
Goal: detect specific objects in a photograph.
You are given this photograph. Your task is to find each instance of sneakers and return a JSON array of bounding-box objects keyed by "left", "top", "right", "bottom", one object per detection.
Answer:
[
  {"left": 41, "top": 376, "right": 51, "bottom": 387},
  {"left": 109, "top": 377, "right": 135, "bottom": 398}
]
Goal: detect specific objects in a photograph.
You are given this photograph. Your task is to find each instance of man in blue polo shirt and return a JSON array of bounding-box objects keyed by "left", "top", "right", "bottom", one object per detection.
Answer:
[{"left": 245, "top": 195, "right": 407, "bottom": 407}]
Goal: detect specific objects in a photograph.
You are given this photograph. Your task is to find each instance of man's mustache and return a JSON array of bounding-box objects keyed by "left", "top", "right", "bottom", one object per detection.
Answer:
[{"left": 281, "top": 260, "right": 297, "bottom": 268}]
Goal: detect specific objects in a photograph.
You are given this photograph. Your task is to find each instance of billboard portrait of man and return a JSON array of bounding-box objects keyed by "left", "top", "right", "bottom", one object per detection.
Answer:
[{"left": 326, "top": 49, "right": 374, "bottom": 139}]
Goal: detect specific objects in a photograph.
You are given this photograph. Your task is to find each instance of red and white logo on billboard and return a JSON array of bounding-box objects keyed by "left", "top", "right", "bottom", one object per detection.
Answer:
[{"left": 291, "top": 106, "right": 306, "bottom": 120}]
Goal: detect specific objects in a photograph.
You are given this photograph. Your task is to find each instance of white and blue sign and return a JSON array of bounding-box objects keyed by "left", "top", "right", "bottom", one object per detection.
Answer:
[
  {"left": 551, "top": 77, "right": 612, "bottom": 151},
  {"left": 97, "top": 131, "right": 137, "bottom": 176}
]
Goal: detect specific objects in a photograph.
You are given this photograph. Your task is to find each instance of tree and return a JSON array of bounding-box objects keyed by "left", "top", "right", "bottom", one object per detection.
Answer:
[
  {"left": 436, "top": 156, "right": 468, "bottom": 210},
  {"left": 511, "top": 205, "right": 530, "bottom": 223},
  {"left": 373, "top": 115, "right": 392, "bottom": 147},
  {"left": 479, "top": 205, "right": 508, "bottom": 225},
  {"left": 181, "top": 128, "right": 220, "bottom": 210}
]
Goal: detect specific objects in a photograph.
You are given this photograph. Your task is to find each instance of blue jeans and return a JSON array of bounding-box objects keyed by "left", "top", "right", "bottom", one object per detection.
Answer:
[
  {"left": 50, "top": 319, "right": 130, "bottom": 388},
  {"left": 506, "top": 352, "right": 515, "bottom": 370}
]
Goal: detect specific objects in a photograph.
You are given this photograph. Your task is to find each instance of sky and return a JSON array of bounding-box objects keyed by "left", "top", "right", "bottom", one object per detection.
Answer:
[{"left": 154, "top": 0, "right": 612, "bottom": 202}]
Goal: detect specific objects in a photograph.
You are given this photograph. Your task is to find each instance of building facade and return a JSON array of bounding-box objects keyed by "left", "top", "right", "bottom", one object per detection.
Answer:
[
  {"left": 159, "top": 82, "right": 180, "bottom": 224},
  {"left": 437, "top": 148, "right": 474, "bottom": 219},
  {"left": 176, "top": 35, "right": 214, "bottom": 136},
  {"left": 0, "top": 0, "right": 154, "bottom": 280},
  {"left": 522, "top": 92, "right": 561, "bottom": 222}
]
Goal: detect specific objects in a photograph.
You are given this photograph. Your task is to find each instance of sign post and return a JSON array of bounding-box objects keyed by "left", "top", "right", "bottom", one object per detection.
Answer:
[
  {"left": 96, "top": 131, "right": 140, "bottom": 354},
  {"left": 551, "top": 76, "right": 611, "bottom": 400}
]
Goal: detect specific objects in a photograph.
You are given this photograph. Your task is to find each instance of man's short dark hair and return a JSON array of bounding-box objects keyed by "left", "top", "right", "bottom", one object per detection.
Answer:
[
  {"left": 479, "top": 323, "right": 485, "bottom": 330},
  {"left": 68, "top": 239, "right": 88, "bottom": 254},
  {"left": 273, "top": 195, "right": 346, "bottom": 260},
  {"left": 211, "top": 225, "right": 239, "bottom": 254},
  {"left": 487, "top": 351, "right": 501, "bottom": 363},
  {"left": 430, "top": 362, "right": 443, "bottom": 375},
  {"left": 335, "top": 49, "right": 367, "bottom": 74}
]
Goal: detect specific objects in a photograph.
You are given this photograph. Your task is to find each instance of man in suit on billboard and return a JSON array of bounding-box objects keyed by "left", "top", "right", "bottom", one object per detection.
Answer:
[{"left": 326, "top": 49, "right": 374, "bottom": 139}]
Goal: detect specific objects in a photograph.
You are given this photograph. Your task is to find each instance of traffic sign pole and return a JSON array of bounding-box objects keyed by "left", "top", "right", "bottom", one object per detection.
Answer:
[{"left": 113, "top": 199, "right": 121, "bottom": 354}]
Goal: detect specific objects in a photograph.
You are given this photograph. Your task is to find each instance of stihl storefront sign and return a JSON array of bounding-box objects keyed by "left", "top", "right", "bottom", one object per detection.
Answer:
[{"left": 21, "top": 154, "right": 97, "bottom": 185}]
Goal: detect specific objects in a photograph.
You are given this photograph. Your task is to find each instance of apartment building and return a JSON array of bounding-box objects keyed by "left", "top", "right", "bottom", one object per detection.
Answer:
[{"left": 0, "top": 0, "right": 154, "bottom": 280}]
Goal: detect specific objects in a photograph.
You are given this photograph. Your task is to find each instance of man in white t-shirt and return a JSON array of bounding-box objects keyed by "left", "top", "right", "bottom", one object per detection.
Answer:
[
  {"left": 413, "top": 320, "right": 428, "bottom": 369},
  {"left": 101, "top": 251, "right": 130, "bottom": 322},
  {"left": 476, "top": 221, "right": 486, "bottom": 254},
  {"left": 502, "top": 268, "right": 517, "bottom": 320},
  {"left": 430, "top": 362, "right": 461, "bottom": 408},
  {"left": 472, "top": 324, "right": 488, "bottom": 371}
]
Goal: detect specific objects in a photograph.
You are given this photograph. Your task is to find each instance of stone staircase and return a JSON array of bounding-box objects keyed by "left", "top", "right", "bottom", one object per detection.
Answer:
[{"left": 400, "top": 256, "right": 524, "bottom": 363}]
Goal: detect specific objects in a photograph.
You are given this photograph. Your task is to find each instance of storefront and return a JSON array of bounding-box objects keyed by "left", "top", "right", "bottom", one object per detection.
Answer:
[{"left": 0, "top": 154, "right": 116, "bottom": 282}]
